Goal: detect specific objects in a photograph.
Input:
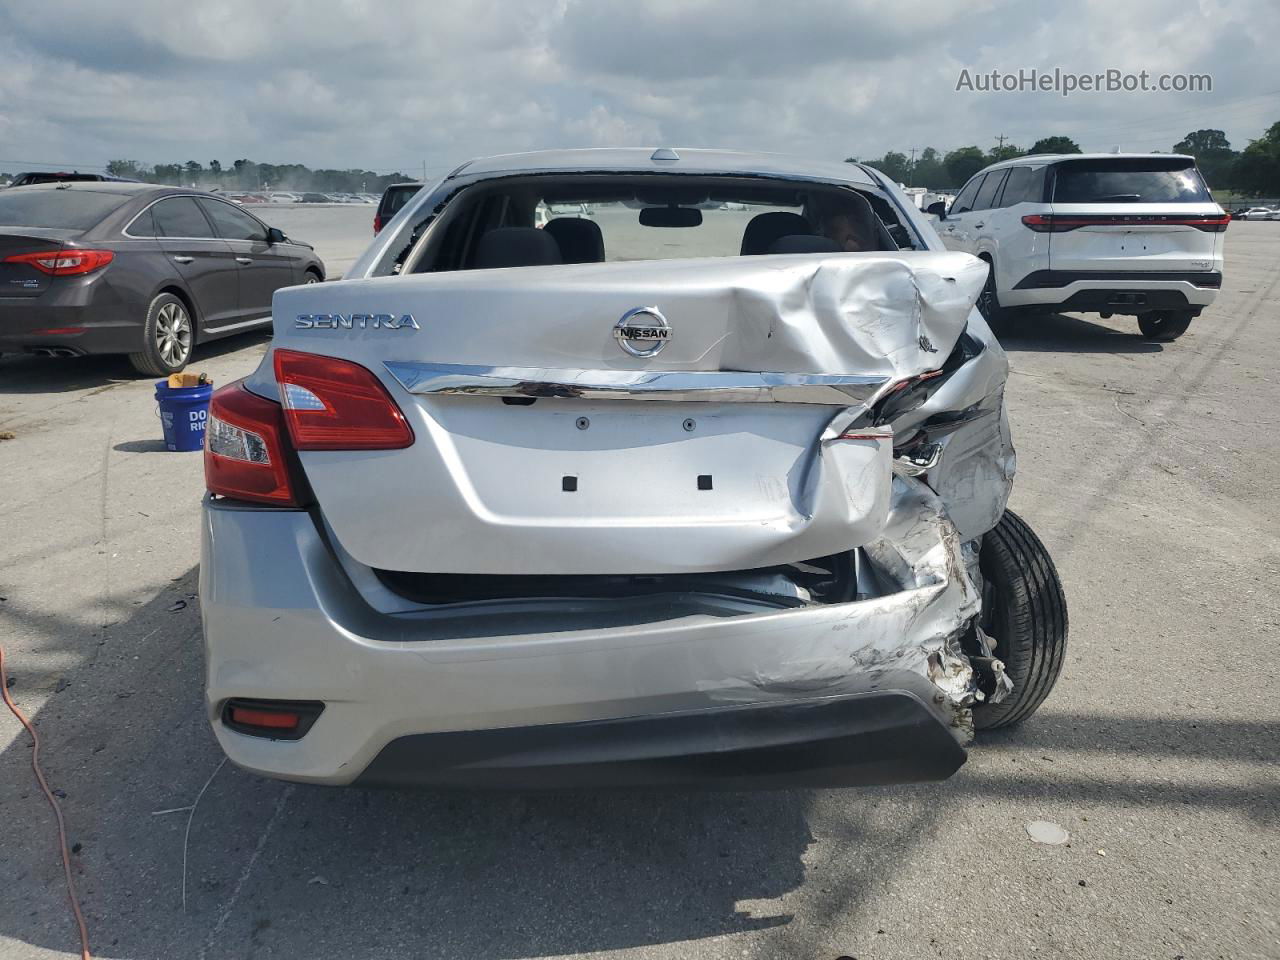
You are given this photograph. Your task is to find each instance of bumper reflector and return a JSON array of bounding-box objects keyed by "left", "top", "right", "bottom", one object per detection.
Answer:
[{"left": 222, "top": 698, "right": 324, "bottom": 740}]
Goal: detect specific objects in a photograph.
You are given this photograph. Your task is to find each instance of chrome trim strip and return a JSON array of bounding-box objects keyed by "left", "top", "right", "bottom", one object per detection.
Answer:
[{"left": 384, "top": 362, "right": 888, "bottom": 405}]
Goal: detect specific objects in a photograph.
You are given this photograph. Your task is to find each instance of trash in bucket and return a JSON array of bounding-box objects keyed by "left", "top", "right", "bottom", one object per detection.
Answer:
[{"left": 155, "top": 375, "right": 213, "bottom": 452}]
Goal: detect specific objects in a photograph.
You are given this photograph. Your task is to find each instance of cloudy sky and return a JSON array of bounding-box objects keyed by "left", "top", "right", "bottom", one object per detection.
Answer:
[{"left": 1, "top": 0, "right": 1276, "bottom": 180}]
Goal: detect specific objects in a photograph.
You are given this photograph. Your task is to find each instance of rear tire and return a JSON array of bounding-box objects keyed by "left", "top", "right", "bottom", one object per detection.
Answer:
[
  {"left": 1137, "top": 310, "right": 1193, "bottom": 342},
  {"left": 973, "top": 510, "right": 1068, "bottom": 730},
  {"left": 129, "top": 293, "right": 194, "bottom": 377},
  {"left": 976, "top": 258, "right": 1009, "bottom": 323}
]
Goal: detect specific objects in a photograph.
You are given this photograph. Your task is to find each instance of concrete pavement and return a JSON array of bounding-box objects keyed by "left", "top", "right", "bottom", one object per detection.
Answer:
[{"left": 0, "top": 221, "right": 1276, "bottom": 960}]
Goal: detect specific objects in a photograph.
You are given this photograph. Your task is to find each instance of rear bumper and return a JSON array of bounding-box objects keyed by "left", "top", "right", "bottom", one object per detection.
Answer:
[
  {"left": 1002, "top": 270, "right": 1221, "bottom": 311},
  {"left": 358, "top": 691, "right": 966, "bottom": 789},
  {"left": 0, "top": 286, "right": 141, "bottom": 355},
  {"left": 199, "top": 477, "right": 988, "bottom": 788}
]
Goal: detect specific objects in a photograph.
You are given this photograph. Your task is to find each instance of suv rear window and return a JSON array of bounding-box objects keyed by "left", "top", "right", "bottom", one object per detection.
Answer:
[
  {"left": 0, "top": 189, "right": 131, "bottom": 229},
  {"left": 1052, "top": 159, "right": 1210, "bottom": 204},
  {"left": 379, "top": 184, "right": 422, "bottom": 220}
]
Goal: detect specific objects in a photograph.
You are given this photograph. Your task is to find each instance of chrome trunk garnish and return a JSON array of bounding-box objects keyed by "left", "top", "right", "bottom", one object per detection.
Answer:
[{"left": 383, "top": 362, "right": 888, "bottom": 405}]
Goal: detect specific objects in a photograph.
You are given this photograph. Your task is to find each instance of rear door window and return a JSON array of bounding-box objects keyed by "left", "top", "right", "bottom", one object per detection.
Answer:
[
  {"left": 996, "top": 166, "right": 1037, "bottom": 206},
  {"left": 950, "top": 175, "right": 984, "bottom": 214},
  {"left": 0, "top": 189, "right": 131, "bottom": 229},
  {"left": 152, "top": 197, "right": 217, "bottom": 238},
  {"left": 380, "top": 185, "right": 421, "bottom": 220},
  {"left": 972, "top": 170, "right": 1007, "bottom": 211},
  {"left": 1052, "top": 159, "right": 1211, "bottom": 203},
  {"left": 197, "top": 198, "right": 268, "bottom": 241}
]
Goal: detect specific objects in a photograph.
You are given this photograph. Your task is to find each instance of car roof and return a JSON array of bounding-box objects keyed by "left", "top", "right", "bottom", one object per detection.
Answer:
[
  {"left": 978, "top": 152, "right": 1196, "bottom": 173},
  {"left": 449, "top": 147, "right": 878, "bottom": 186},
  {"left": 5, "top": 181, "right": 170, "bottom": 196}
]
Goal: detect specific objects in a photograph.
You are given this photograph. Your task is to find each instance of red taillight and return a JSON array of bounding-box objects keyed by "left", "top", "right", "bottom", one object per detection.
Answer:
[
  {"left": 1, "top": 249, "right": 114, "bottom": 275},
  {"left": 204, "top": 381, "right": 299, "bottom": 506},
  {"left": 373, "top": 213, "right": 383, "bottom": 234},
  {"left": 273, "top": 349, "right": 414, "bottom": 451},
  {"left": 1023, "top": 213, "right": 1230, "bottom": 233}
]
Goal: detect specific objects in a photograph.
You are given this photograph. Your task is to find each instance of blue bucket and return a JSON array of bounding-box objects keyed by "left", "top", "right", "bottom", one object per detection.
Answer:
[{"left": 155, "top": 381, "right": 213, "bottom": 452}]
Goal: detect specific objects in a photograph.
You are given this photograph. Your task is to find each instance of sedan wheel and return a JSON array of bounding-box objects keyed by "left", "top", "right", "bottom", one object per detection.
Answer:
[
  {"left": 155, "top": 302, "right": 193, "bottom": 367},
  {"left": 129, "top": 293, "right": 196, "bottom": 376}
]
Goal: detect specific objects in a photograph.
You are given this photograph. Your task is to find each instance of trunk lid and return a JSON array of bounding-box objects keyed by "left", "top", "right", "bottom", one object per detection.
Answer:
[{"left": 267, "top": 252, "right": 987, "bottom": 575}]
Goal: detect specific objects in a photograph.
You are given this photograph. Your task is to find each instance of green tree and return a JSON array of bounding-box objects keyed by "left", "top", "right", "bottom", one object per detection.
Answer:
[
  {"left": 912, "top": 147, "right": 945, "bottom": 188},
  {"left": 1028, "top": 136, "right": 1082, "bottom": 155},
  {"left": 1172, "top": 129, "right": 1236, "bottom": 191},
  {"left": 944, "top": 146, "right": 987, "bottom": 185},
  {"left": 987, "top": 143, "right": 1024, "bottom": 164},
  {"left": 870, "top": 151, "right": 911, "bottom": 182},
  {"left": 183, "top": 161, "right": 203, "bottom": 182},
  {"left": 106, "top": 159, "right": 143, "bottom": 179},
  {"left": 1234, "top": 121, "right": 1280, "bottom": 195}
]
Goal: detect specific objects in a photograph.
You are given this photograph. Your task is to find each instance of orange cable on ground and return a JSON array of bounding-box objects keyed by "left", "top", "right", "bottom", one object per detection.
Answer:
[{"left": 0, "top": 644, "right": 93, "bottom": 960}]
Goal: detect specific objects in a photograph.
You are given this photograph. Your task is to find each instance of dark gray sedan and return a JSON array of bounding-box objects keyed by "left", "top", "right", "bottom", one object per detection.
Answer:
[{"left": 0, "top": 182, "right": 324, "bottom": 375}]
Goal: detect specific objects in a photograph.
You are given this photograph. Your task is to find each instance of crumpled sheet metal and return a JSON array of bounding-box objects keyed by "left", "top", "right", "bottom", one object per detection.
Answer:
[
  {"left": 703, "top": 475, "right": 996, "bottom": 742},
  {"left": 720, "top": 252, "right": 989, "bottom": 381}
]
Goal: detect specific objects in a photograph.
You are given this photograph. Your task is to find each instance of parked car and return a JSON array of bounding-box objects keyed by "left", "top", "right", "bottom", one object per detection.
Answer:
[
  {"left": 298, "top": 192, "right": 333, "bottom": 203},
  {"left": 373, "top": 181, "right": 423, "bottom": 234},
  {"left": 1237, "top": 206, "right": 1277, "bottom": 220},
  {"left": 269, "top": 192, "right": 300, "bottom": 203},
  {"left": 7, "top": 171, "right": 134, "bottom": 188},
  {"left": 200, "top": 147, "right": 1066, "bottom": 789},
  {"left": 0, "top": 182, "right": 324, "bottom": 374},
  {"left": 929, "top": 153, "right": 1227, "bottom": 341}
]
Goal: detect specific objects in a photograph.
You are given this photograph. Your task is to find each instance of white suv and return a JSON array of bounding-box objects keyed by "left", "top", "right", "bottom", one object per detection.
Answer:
[{"left": 933, "top": 154, "right": 1227, "bottom": 341}]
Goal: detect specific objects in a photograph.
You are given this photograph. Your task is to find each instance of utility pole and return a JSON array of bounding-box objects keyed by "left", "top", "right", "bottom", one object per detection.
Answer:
[
  {"left": 908, "top": 147, "right": 917, "bottom": 186},
  {"left": 995, "top": 133, "right": 1008, "bottom": 151},
  {"left": 422, "top": 160, "right": 427, "bottom": 183}
]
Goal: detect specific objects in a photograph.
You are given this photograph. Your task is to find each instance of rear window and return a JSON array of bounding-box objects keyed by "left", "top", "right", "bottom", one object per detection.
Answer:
[
  {"left": 0, "top": 189, "right": 131, "bottom": 229},
  {"left": 1052, "top": 159, "right": 1210, "bottom": 204},
  {"left": 380, "top": 185, "right": 422, "bottom": 218}
]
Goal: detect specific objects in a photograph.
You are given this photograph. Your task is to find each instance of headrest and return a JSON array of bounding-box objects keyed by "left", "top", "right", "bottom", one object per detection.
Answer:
[
  {"left": 544, "top": 217, "right": 605, "bottom": 263},
  {"left": 740, "top": 211, "right": 812, "bottom": 255},
  {"left": 768, "top": 234, "right": 843, "bottom": 255},
  {"left": 475, "top": 227, "right": 562, "bottom": 268}
]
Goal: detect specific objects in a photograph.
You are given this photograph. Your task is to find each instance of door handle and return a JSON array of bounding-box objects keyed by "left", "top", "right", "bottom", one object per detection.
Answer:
[
  {"left": 974, "top": 222, "right": 985, "bottom": 229},
  {"left": 235, "top": 257, "right": 253, "bottom": 265},
  {"left": 172, "top": 255, "right": 194, "bottom": 264}
]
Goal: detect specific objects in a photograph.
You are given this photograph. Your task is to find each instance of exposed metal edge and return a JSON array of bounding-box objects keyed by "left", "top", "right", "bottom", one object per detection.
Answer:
[{"left": 384, "top": 362, "right": 889, "bottom": 406}]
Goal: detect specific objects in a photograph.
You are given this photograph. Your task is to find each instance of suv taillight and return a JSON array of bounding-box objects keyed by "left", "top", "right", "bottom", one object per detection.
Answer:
[
  {"left": 1023, "top": 213, "right": 1231, "bottom": 233},
  {"left": 1, "top": 249, "right": 114, "bottom": 275},
  {"left": 204, "top": 382, "right": 300, "bottom": 506},
  {"left": 273, "top": 349, "right": 414, "bottom": 450},
  {"left": 373, "top": 213, "right": 383, "bottom": 234}
]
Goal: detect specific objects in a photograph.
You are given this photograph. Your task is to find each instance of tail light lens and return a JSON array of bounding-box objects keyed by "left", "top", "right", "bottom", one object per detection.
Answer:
[
  {"left": 373, "top": 213, "right": 384, "bottom": 234},
  {"left": 273, "top": 349, "right": 414, "bottom": 450},
  {"left": 1, "top": 249, "right": 114, "bottom": 275},
  {"left": 204, "top": 382, "right": 299, "bottom": 506},
  {"left": 1023, "top": 213, "right": 1230, "bottom": 233}
]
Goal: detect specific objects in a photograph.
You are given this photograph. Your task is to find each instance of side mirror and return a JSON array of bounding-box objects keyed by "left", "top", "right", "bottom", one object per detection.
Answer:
[
  {"left": 265, "top": 226, "right": 287, "bottom": 244},
  {"left": 925, "top": 201, "right": 947, "bottom": 219}
]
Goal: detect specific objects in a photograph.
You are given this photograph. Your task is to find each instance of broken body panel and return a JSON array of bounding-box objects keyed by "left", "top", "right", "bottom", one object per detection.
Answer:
[{"left": 206, "top": 153, "right": 1025, "bottom": 785}]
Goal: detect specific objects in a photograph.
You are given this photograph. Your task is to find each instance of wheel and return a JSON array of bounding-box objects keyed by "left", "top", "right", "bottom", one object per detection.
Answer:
[
  {"left": 129, "top": 293, "right": 194, "bottom": 376},
  {"left": 976, "top": 259, "right": 1008, "bottom": 323},
  {"left": 973, "top": 510, "right": 1068, "bottom": 730},
  {"left": 304, "top": 269, "right": 322, "bottom": 284},
  {"left": 1137, "top": 310, "right": 1193, "bottom": 342}
]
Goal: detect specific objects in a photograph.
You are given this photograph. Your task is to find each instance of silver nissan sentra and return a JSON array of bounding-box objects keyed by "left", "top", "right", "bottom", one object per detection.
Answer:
[{"left": 199, "top": 148, "right": 1067, "bottom": 788}]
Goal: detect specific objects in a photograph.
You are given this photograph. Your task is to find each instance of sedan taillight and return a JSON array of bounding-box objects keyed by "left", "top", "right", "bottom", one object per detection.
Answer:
[
  {"left": 204, "top": 382, "right": 300, "bottom": 506},
  {"left": 1, "top": 249, "right": 114, "bottom": 275},
  {"left": 273, "top": 349, "right": 414, "bottom": 450}
]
